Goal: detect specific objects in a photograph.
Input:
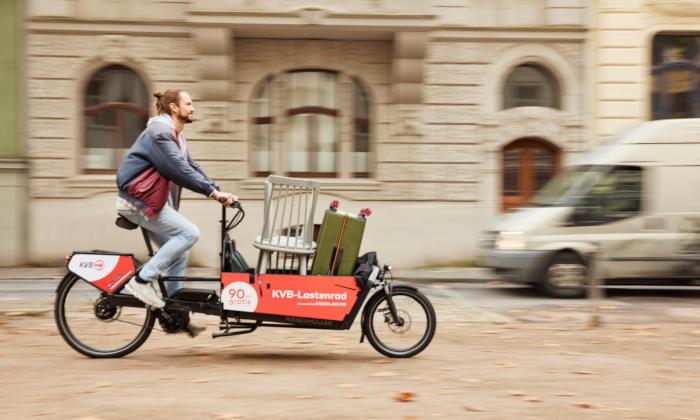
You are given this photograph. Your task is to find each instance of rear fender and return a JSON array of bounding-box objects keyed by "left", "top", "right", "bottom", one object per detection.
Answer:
[{"left": 66, "top": 252, "right": 136, "bottom": 293}]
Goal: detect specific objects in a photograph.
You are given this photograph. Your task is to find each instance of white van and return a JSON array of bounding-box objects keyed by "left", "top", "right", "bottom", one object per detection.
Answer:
[{"left": 481, "top": 119, "right": 700, "bottom": 298}]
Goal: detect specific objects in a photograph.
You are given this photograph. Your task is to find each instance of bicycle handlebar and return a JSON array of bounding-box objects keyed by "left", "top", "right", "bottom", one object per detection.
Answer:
[{"left": 217, "top": 196, "right": 242, "bottom": 209}]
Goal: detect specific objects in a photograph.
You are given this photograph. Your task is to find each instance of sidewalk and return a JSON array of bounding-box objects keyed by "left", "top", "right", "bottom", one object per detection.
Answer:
[{"left": 0, "top": 266, "right": 494, "bottom": 282}]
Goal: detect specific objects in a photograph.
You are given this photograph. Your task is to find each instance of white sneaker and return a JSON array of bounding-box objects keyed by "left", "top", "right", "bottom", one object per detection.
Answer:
[{"left": 124, "top": 278, "right": 165, "bottom": 309}]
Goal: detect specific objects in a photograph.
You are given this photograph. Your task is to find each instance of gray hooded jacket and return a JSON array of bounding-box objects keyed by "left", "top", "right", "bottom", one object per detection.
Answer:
[{"left": 116, "top": 114, "right": 218, "bottom": 211}]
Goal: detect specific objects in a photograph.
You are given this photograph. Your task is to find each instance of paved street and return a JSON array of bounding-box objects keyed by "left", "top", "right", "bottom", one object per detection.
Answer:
[
  {"left": 4, "top": 276, "right": 700, "bottom": 325},
  {"left": 2, "top": 276, "right": 700, "bottom": 418}
]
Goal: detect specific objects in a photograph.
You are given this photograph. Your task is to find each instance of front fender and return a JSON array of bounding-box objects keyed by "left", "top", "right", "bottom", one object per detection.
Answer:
[
  {"left": 360, "top": 284, "right": 419, "bottom": 334},
  {"left": 532, "top": 241, "right": 600, "bottom": 261}
]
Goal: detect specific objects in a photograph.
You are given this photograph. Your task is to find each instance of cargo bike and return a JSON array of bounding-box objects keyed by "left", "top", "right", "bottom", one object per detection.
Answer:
[{"left": 55, "top": 176, "right": 436, "bottom": 358}]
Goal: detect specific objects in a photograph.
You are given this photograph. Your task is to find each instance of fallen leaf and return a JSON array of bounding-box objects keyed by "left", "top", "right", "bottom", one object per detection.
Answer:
[
  {"left": 508, "top": 390, "right": 526, "bottom": 396},
  {"left": 464, "top": 405, "right": 486, "bottom": 412},
  {"left": 345, "top": 395, "right": 364, "bottom": 399},
  {"left": 245, "top": 369, "right": 266, "bottom": 375},
  {"left": 394, "top": 391, "right": 416, "bottom": 402},
  {"left": 370, "top": 371, "right": 398, "bottom": 378},
  {"left": 573, "top": 402, "right": 598, "bottom": 409},
  {"left": 373, "top": 359, "right": 393, "bottom": 364},
  {"left": 573, "top": 370, "right": 594, "bottom": 375},
  {"left": 524, "top": 396, "right": 542, "bottom": 403},
  {"left": 211, "top": 412, "right": 242, "bottom": 419}
]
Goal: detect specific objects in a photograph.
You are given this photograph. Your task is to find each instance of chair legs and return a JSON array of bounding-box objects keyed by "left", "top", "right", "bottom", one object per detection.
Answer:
[
  {"left": 299, "top": 255, "right": 307, "bottom": 275},
  {"left": 256, "top": 251, "right": 309, "bottom": 275},
  {"left": 257, "top": 251, "right": 269, "bottom": 275}
]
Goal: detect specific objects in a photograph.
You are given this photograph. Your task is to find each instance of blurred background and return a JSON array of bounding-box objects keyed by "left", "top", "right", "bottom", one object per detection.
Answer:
[{"left": 1, "top": 0, "right": 698, "bottom": 270}]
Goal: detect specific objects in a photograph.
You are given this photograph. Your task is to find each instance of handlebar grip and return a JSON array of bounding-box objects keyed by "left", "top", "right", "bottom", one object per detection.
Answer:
[{"left": 217, "top": 196, "right": 227, "bottom": 204}]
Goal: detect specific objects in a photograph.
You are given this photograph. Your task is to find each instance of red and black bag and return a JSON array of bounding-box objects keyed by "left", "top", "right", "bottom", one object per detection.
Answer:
[{"left": 127, "top": 166, "right": 170, "bottom": 219}]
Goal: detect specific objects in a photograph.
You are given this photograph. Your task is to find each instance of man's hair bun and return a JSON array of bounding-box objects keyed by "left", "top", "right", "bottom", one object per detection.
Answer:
[{"left": 153, "top": 89, "right": 182, "bottom": 115}]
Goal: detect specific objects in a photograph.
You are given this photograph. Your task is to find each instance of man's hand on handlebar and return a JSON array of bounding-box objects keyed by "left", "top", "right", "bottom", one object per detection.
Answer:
[{"left": 212, "top": 191, "right": 238, "bottom": 208}]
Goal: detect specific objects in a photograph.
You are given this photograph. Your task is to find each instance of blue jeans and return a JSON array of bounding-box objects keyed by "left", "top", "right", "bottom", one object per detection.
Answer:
[{"left": 118, "top": 205, "right": 200, "bottom": 297}]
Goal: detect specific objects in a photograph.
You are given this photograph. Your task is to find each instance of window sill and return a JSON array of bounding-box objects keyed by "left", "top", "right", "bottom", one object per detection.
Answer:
[
  {"left": 239, "top": 177, "right": 381, "bottom": 192},
  {"left": 66, "top": 174, "right": 116, "bottom": 189}
]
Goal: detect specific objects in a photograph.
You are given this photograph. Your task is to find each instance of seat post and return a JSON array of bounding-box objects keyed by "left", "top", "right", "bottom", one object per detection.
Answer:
[{"left": 141, "top": 227, "right": 155, "bottom": 257}]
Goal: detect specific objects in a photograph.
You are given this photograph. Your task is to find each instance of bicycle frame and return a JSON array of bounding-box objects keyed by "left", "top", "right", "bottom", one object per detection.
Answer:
[
  {"left": 59, "top": 200, "right": 437, "bottom": 359},
  {"left": 67, "top": 204, "right": 378, "bottom": 337}
]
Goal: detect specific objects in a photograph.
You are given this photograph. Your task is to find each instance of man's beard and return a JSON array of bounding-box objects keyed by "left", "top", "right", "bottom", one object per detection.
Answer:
[{"left": 180, "top": 111, "right": 195, "bottom": 123}]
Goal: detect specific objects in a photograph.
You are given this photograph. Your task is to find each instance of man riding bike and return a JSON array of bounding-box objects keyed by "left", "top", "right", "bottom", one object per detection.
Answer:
[{"left": 115, "top": 89, "right": 236, "bottom": 336}]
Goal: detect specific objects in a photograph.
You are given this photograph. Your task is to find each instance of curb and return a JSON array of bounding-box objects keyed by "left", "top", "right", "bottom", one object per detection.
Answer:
[
  {"left": 0, "top": 267, "right": 496, "bottom": 283},
  {"left": 392, "top": 267, "right": 495, "bottom": 283}
]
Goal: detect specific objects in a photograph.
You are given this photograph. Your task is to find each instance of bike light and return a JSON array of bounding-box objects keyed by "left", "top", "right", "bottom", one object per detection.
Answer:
[{"left": 495, "top": 231, "right": 526, "bottom": 250}]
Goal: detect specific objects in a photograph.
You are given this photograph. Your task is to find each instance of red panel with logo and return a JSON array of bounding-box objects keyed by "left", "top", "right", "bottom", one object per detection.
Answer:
[
  {"left": 67, "top": 253, "right": 136, "bottom": 293},
  {"left": 221, "top": 273, "right": 361, "bottom": 321}
]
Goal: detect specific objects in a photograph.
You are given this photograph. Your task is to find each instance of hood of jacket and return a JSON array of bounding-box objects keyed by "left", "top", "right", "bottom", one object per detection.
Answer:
[{"left": 147, "top": 114, "right": 175, "bottom": 129}]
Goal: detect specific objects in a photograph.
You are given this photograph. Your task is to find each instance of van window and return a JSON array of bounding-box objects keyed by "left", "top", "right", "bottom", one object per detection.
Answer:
[
  {"left": 531, "top": 165, "right": 593, "bottom": 206},
  {"left": 571, "top": 166, "right": 643, "bottom": 225}
]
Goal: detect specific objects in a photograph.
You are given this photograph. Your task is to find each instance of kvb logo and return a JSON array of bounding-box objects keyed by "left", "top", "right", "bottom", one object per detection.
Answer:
[
  {"left": 222, "top": 281, "right": 258, "bottom": 312},
  {"left": 271, "top": 290, "right": 295, "bottom": 299},
  {"left": 94, "top": 260, "right": 104, "bottom": 271}
]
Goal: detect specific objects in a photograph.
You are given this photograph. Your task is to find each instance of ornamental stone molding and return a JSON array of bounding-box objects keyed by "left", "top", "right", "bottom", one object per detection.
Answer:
[
  {"left": 392, "top": 104, "right": 423, "bottom": 137},
  {"left": 392, "top": 32, "right": 428, "bottom": 105},
  {"left": 647, "top": 0, "right": 700, "bottom": 16},
  {"left": 194, "top": 27, "right": 233, "bottom": 132},
  {"left": 293, "top": 6, "right": 334, "bottom": 24},
  {"left": 481, "top": 107, "right": 570, "bottom": 152},
  {"left": 482, "top": 43, "right": 580, "bottom": 114},
  {"left": 98, "top": 35, "right": 128, "bottom": 63}
]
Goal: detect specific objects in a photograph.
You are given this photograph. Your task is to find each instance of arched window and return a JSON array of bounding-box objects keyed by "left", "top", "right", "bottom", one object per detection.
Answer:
[
  {"left": 503, "top": 64, "right": 560, "bottom": 109},
  {"left": 252, "top": 76, "right": 274, "bottom": 177},
  {"left": 249, "top": 70, "right": 372, "bottom": 178},
  {"left": 83, "top": 65, "right": 148, "bottom": 172},
  {"left": 353, "top": 78, "right": 370, "bottom": 178},
  {"left": 502, "top": 138, "right": 560, "bottom": 211},
  {"left": 287, "top": 70, "right": 338, "bottom": 177}
]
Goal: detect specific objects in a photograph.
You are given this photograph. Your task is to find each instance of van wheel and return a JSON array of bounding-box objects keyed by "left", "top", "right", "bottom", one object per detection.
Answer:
[{"left": 539, "top": 252, "right": 587, "bottom": 299}]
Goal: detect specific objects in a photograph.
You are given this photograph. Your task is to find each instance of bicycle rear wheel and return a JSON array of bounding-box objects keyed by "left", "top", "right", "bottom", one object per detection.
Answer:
[
  {"left": 55, "top": 273, "right": 155, "bottom": 358},
  {"left": 363, "top": 286, "right": 436, "bottom": 358}
]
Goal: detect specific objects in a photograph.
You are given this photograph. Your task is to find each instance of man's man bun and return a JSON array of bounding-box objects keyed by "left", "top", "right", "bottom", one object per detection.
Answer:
[{"left": 154, "top": 89, "right": 181, "bottom": 115}]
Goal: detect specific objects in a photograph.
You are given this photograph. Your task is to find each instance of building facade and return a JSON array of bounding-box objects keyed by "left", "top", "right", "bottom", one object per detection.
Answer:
[
  {"left": 1, "top": 0, "right": 27, "bottom": 266},
  {"left": 592, "top": 0, "right": 700, "bottom": 141},
  {"left": 22, "top": 0, "right": 588, "bottom": 268}
]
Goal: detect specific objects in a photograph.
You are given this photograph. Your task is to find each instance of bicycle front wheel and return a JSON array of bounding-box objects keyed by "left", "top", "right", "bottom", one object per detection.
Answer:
[
  {"left": 363, "top": 286, "right": 436, "bottom": 358},
  {"left": 55, "top": 273, "right": 155, "bottom": 358}
]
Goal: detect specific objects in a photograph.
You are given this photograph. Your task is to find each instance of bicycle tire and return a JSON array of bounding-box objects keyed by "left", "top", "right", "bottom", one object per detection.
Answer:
[
  {"left": 55, "top": 273, "right": 155, "bottom": 358},
  {"left": 362, "top": 285, "right": 436, "bottom": 358}
]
